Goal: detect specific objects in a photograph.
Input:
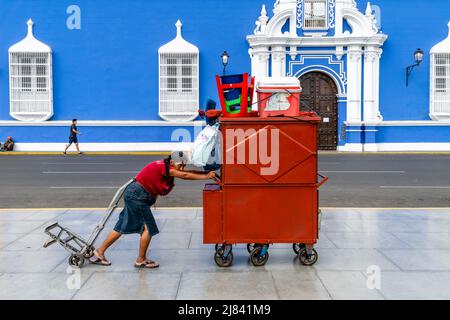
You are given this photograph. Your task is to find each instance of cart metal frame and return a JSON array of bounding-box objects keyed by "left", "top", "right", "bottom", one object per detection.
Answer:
[{"left": 43, "top": 179, "right": 134, "bottom": 268}]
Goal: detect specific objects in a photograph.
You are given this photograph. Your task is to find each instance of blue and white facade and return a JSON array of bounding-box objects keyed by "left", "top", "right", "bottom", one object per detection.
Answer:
[{"left": 1, "top": 0, "right": 450, "bottom": 152}]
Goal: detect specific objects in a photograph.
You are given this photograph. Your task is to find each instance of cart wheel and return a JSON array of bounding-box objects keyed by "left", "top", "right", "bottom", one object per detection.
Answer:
[
  {"left": 84, "top": 247, "right": 95, "bottom": 259},
  {"left": 250, "top": 247, "right": 270, "bottom": 267},
  {"left": 298, "top": 248, "right": 318, "bottom": 266},
  {"left": 214, "top": 251, "right": 234, "bottom": 268},
  {"left": 293, "top": 243, "right": 306, "bottom": 255},
  {"left": 215, "top": 244, "right": 224, "bottom": 252},
  {"left": 68, "top": 255, "right": 85, "bottom": 268}
]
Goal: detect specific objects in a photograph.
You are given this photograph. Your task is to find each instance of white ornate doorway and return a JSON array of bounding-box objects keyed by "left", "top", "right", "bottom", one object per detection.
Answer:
[{"left": 247, "top": 0, "right": 388, "bottom": 130}]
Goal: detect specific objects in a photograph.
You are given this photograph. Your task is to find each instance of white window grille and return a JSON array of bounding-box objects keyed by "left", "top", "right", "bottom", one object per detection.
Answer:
[
  {"left": 9, "top": 19, "right": 53, "bottom": 122},
  {"left": 430, "top": 22, "right": 450, "bottom": 121},
  {"left": 158, "top": 20, "right": 199, "bottom": 122},
  {"left": 304, "top": 0, "right": 328, "bottom": 30}
]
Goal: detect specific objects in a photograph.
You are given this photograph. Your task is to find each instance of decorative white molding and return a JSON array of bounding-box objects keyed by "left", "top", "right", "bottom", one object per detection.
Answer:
[
  {"left": 365, "top": 2, "right": 379, "bottom": 34},
  {"left": 266, "top": 9, "right": 293, "bottom": 37},
  {"left": 341, "top": 7, "right": 376, "bottom": 37},
  {"left": 346, "top": 45, "right": 363, "bottom": 122},
  {"left": 247, "top": 34, "right": 387, "bottom": 49},
  {"left": 274, "top": 0, "right": 281, "bottom": 13},
  {"left": 287, "top": 54, "right": 347, "bottom": 95},
  {"left": 363, "top": 46, "right": 383, "bottom": 122},
  {"left": 247, "top": 0, "right": 388, "bottom": 126},
  {"left": 329, "top": 0, "right": 336, "bottom": 28},
  {"left": 337, "top": 143, "right": 363, "bottom": 152},
  {"left": 288, "top": 54, "right": 347, "bottom": 82},
  {"left": 0, "top": 120, "right": 206, "bottom": 127},
  {"left": 296, "top": 0, "right": 304, "bottom": 29},
  {"left": 9, "top": 19, "right": 51, "bottom": 53},
  {"left": 254, "top": 5, "right": 269, "bottom": 35},
  {"left": 296, "top": 0, "right": 334, "bottom": 31},
  {"left": 362, "top": 143, "right": 450, "bottom": 152},
  {"left": 338, "top": 143, "right": 450, "bottom": 153}
]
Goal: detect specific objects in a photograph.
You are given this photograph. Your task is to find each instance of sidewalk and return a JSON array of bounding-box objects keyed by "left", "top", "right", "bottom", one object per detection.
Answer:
[{"left": 1, "top": 208, "right": 450, "bottom": 300}]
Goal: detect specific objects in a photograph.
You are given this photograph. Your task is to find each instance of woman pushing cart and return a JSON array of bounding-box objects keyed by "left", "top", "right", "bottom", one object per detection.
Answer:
[{"left": 90, "top": 152, "right": 216, "bottom": 269}]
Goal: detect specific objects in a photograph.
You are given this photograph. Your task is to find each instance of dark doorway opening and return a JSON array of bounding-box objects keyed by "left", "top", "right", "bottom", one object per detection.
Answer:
[{"left": 299, "top": 72, "right": 339, "bottom": 150}]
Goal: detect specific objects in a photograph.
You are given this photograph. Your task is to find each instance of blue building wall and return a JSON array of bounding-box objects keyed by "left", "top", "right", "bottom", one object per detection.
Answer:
[
  {"left": 0, "top": 0, "right": 264, "bottom": 121},
  {"left": 375, "top": 0, "right": 450, "bottom": 121}
]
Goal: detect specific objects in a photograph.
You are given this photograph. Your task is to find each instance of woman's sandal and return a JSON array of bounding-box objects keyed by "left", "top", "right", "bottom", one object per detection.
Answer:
[
  {"left": 135, "top": 260, "right": 160, "bottom": 269},
  {"left": 90, "top": 251, "right": 112, "bottom": 266}
]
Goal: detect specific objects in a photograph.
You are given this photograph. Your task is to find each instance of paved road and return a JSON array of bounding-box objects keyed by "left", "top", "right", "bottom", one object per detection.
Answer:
[{"left": 1, "top": 154, "right": 450, "bottom": 208}]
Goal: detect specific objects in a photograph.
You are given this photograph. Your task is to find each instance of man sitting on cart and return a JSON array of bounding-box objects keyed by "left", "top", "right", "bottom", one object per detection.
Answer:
[{"left": 91, "top": 152, "right": 216, "bottom": 269}]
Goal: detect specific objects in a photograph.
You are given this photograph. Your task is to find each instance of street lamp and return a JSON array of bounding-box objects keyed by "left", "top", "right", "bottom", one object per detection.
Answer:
[
  {"left": 406, "top": 48, "right": 424, "bottom": 86},
  {"left": 221, "top": 51, "right": 230, "bottom": 76}
]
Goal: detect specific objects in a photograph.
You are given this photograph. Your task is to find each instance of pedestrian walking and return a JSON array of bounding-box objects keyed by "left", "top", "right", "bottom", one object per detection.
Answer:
[{"left": 64, "top": 119, "right": 82, "bottom": 155}]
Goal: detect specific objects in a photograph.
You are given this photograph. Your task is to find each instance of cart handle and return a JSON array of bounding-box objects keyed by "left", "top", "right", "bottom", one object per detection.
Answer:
[
  {"left": 317, "top": 173, "right": 329, "bottom": 188},
  {"left": 213, "top": 176, "right": 223, "bottom": 187}
]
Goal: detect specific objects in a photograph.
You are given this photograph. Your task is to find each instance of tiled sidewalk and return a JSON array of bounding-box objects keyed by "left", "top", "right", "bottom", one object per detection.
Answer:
[{"left": 1, "top": 208, "right": 450, "bottom": 300}]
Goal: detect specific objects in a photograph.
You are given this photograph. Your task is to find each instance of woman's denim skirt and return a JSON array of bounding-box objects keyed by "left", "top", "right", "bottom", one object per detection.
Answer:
[{"left": 113, "top": 181, "right": 159, "bottom": 236}]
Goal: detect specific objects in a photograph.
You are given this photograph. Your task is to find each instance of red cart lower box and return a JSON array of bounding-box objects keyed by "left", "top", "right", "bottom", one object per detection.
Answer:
[
  {"left": 203, "top": 183, "right": 323, "bottom": 267},
  {"left": 203, "top": 115, "right": 327, "bottom": 268}
]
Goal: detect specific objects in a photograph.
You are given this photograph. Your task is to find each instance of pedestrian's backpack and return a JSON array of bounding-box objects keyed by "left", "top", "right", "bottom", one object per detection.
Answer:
[{"left": 191, "top": 123, "right": 221, "bottom": 167}]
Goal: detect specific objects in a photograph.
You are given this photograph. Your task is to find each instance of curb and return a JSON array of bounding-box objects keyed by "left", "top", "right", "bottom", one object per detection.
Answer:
[{"left": 2, "top": 151, "right": 450, "bottom": 156}]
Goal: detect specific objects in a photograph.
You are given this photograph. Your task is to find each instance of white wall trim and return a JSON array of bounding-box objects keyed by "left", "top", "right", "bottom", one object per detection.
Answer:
[
  {"left": 338, "top": 143, "right": 363, "bottom": 152},
  {"left": 365, "top": 143, "right": 450, "bottom": 152},
  {"left": 339, "top": 143, "right": 450, "bottom": 152},
  {"left": 14, "top": 142, "right": 450, "bottom": 153},
  {"left": 13, "top": 143, "right": 194, "bottom": 152},
  {"left": 0, "top": 120, "right": 206, "bottom": 127}
]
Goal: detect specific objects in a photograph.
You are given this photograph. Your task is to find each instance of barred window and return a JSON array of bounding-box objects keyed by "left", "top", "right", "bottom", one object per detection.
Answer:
[
  {"left": 158, "top": 20, "right": 199, "bottom": 122},
  {"left": 304, "top": 0, "right": 328, "bottom": 30},
  {"left": 430, "top": 53, "right": 450, "bottom": 117},
  {"left": 8, "top": 20, "right": 53, "bottom": 122},
  {"left": 167, "top": 57, "right": 178, "bottom": 93}
]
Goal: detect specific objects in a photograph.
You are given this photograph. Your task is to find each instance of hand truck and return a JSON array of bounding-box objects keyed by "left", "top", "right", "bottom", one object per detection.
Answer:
[{"left": 43, "top": 179, "right": 134, "bottom": 268}]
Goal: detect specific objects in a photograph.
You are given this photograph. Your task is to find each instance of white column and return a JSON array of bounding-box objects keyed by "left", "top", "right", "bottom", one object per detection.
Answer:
[
  {"left": 374, "top": 48, "right": 382, "bottom": 121},
  {"left": 363, "top": 47, "right": 383, "bottom": 122},
  {"left": 346, "top": 45, "right": 363, "bottom": 122},
  {"left": 334, "top": 0, "right": 345, "bottom": 36},
  {"left": 250, "top": 47, "right": 270, "bottom": 80},
  {"left": 250, "top": 47, "right": 270, "bottom": 110},
  {"left": 271, "top": 46, "right": 286, "bottom": 77}
]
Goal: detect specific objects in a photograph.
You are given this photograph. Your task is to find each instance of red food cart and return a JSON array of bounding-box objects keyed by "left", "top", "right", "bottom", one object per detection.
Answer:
[{"left": 203, "top": 115, "right": 328, "bottom": 267}]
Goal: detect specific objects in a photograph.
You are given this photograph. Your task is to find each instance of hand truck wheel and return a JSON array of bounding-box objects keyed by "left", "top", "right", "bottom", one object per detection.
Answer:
[
  {"left": 214, "top": 250, "right": 233, "bottom": 268},
  {"left": 293, "top": 243, "right": 306, "bottom": 255},
  {"left": 68, "top": 255, "right": 85, "bottom": 268},
  {"left": 250, "top": 246, "right": 269, "bottom": 267},
  {"left": 84, "top": 247, "right": 95, "bottom": 259},
  {"left": 298, "top": 248, "right": 318, "bottom": 266}
]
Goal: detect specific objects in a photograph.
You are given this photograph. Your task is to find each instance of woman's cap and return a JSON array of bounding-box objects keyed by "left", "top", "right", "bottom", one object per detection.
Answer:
[{"left": 171, "top": 150, "right": 191, "bottom": 164}]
